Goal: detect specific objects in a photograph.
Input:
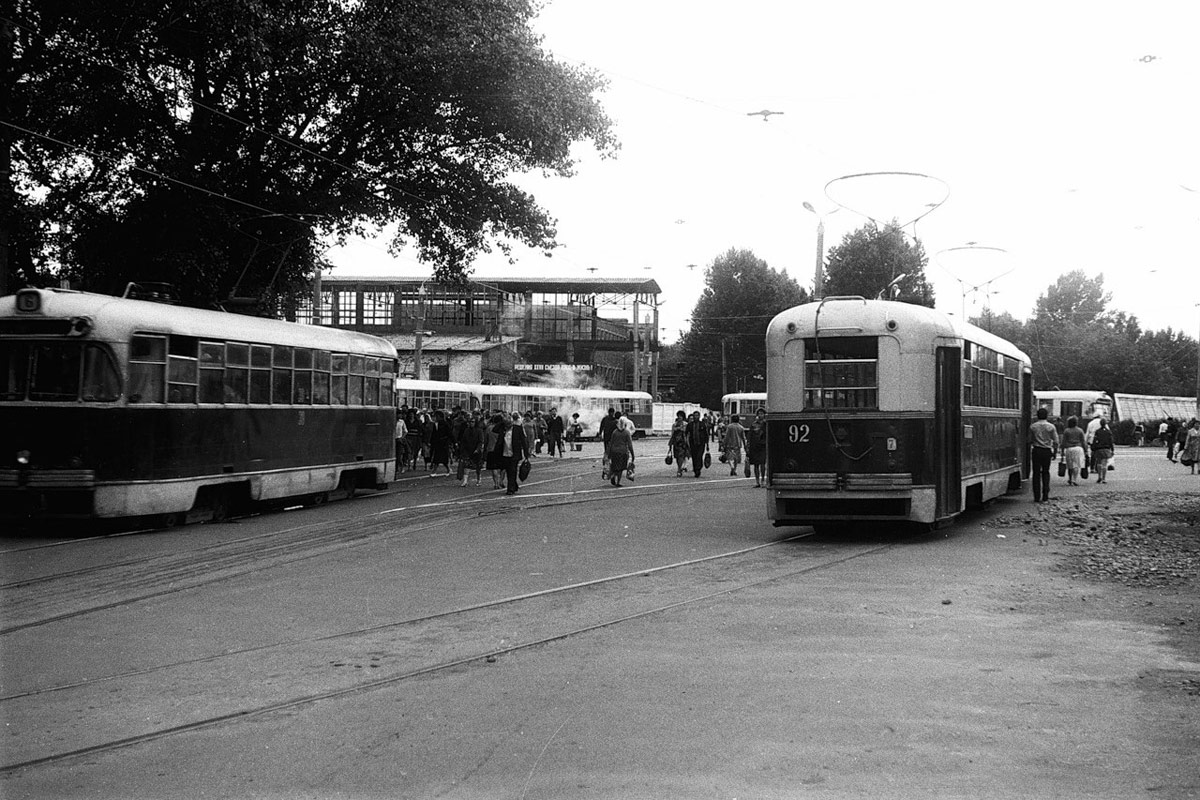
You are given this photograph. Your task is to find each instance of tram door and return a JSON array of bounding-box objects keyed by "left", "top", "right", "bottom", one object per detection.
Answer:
[{"left": 935, "top": 347, "right": 962, "bottom": 519}]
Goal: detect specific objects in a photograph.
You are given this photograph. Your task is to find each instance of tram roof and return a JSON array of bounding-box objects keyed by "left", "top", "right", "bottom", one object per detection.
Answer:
[
  {"left": 322, "top": 275, "right": 662, "bottom": 296},
  {"left": 2, "top": 289, "right": 397, "bottom": 357},
  {"left": 767, "top": 299, "right": 1032, "bottom": 364}
]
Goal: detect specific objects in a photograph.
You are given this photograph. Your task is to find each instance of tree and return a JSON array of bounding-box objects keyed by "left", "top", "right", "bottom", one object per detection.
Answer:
[
  {"left": 1033, "top": 271, "right": 1113, "bottom": 327},
  {"left": 823, "top": 220, "right": 934, "bottom": 306},
  {"left": 4, "top": 0, "right": 616, "bottom": 306},
  {"left": 676, "top": 248, "right": 807, "bottom": 409}
]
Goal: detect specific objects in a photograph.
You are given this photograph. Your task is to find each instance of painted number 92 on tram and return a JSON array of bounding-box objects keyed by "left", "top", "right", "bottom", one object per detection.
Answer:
[{"left": 764, "top": 297, "right": 1033, "bottom": 532}]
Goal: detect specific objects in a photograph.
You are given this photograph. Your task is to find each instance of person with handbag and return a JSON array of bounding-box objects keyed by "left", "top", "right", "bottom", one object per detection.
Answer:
[
  {"left": 492, "top": 413, "right": 530, "bottom": 496},
  {"left": 1059, "top": 416, "right": 1087, "bottom": 486},
  {"left": 667, "top": 410, "right": 689, "bottom": 478},
  {"left": 747, "top": 407, "right": 768, "bottom": 487},
  {"left": 684, "top": 411, "right": 710, "bottom": 479},
  {"left": 607, "top": 422, "right": 635, "bottom": 487},
  {"left": 721, "top": 414, "right": 748, "bottom": 477}
]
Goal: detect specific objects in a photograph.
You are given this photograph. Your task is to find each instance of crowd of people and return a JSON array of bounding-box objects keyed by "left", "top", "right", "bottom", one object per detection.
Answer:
[
  {"left": 1030, "top": 409, "right": 1200, "bottom": 501},
  {"left": 393, "top": 405, "right": 582, "bottom": 496},
  {"left": 662, "top": 408, "right": 768, "bottom": 485},
  {"left": 391, "top": 404, "right": 777, "bottom": 492}
]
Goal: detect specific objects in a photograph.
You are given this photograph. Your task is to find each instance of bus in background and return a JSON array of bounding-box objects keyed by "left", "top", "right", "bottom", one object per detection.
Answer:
[
  {"left": 722, "top": 392, "right": 767, "bottom": 418},
  {"left": 764, "top": 297, "right": 1032, "bottom": 532},
  {"left": 1033, "top": 390, "right": 1113, "bottom": 426}
]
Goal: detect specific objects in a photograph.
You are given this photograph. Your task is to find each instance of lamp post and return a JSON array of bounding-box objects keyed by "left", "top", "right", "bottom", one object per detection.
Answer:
[
  {"left": 413, "top": 282, "right": 428, "bottom": 380},
  {"left": 803, "top": 202, "right": 836, "bottom": 300}
]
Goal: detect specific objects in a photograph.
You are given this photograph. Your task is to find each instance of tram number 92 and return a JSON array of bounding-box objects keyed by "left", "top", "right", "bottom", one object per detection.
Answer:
[{"left": 787, "top": 424, "right": 811, "bottom": 443}]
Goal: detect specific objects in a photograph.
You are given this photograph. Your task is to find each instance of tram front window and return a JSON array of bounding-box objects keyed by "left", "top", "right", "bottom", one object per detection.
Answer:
[{"left": 0, "top": 342, "right": 120, "bottom": 402}]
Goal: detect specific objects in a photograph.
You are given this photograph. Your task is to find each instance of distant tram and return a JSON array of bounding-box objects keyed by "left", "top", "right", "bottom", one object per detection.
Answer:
[
  {"left": 1, "top": 288, "right": 398, "bottom": 525},
  {"left": 395, "top": 379, "right": 653, "bottom": 437},
  {"left": 764, "top": 298, "right": 1032, "bottom": 531},
  {"left": 1033, "top": 390, "right": 1113, "bottom": 424},
  {"left": 721, "top": 392, "right": 767, "bottom": 417}
]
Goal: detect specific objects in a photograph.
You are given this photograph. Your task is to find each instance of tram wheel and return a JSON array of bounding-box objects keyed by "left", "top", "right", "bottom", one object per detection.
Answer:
[
  {"left": 159, "top": 512, "right": 186, "bottom": 529},
  {"left": 305, "top": 492, "right": 329, "bottom": 507}
]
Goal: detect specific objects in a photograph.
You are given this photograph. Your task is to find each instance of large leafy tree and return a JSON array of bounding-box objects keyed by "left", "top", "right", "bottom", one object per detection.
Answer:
[
  {"left": 676, "top": 248, "right": 808, "bottom": 409},
  {"left": 823, "top": 220, "right": 935, "bottom": 306},
  {"left": 3, "top": 0, "right": 616, "bottom": 306}
]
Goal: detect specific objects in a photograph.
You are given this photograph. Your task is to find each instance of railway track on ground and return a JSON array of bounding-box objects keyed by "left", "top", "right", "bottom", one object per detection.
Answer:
[{"left": 1, "top": 526, "right": 894, "bottom": 774}]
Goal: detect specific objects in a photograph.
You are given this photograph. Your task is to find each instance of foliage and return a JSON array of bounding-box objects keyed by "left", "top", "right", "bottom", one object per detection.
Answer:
[
  {"left": 676, "top": 248, "right": 807, "bottom": 409},
  {"left": 4, "top": 0, "right": 616, "bottom": 307},
  {"left": 969, "top": 271, "right": 1197, "bottom": 408},
  {"left": 822, "top": 220, "right": 935, "bottom": 306}
]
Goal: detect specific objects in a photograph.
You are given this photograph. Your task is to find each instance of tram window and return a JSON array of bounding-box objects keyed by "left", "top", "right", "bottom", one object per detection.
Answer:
[
  {"left": 313, "top": 350, "right": 331, "bottom": 372},
  {"left": 348, "top": 374, "right": 364, "bottom": 405},
  {"left": 167, "top": 337, "right": 198, "bottom": 404},
  {"left": 366, "top": 357, "right": 380, "bottom": 376},
  {"left": 198, "top": 342, "right": 225, "bottom": 403},
  {"left": 312, "top": 371, "right": 330, "bottom": 404},
  {"left": 365, "top": 377, "right": 380, "bottom": 406},
  {"left": 273, "top": 367, "right": 293, "bottom": 404},
  {"left": 294, "top": 348, "right": 313, "bottom": 370},
  {"left": 129, "top": 335, "right": 167, "bottom": 403},
  {"left": 273, "top": 345, "right": 294, "bottom": 368},
  {"left": 293, "top": 369, "right": 312, "bottom": 403},
  {"left": 225, "top": 368, "right": 248, "bottom": 403},
  {"left": 250, "top": 369, "right": 271, "bottom": 403},
  {"left": 251, "top": 344, "right": 272, "bottom": 368},
  {"left": 349, "top": 354, "right": 365, "bottom": 376},
  {"left": 29, "top": 343, "right": 82, "bottom": 401},
  {"left": 0, "top": 342, "right": 30, "bottom": 400}
]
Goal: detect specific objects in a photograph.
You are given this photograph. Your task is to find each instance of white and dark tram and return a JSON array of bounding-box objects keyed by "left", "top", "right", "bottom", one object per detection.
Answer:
[
  {"left": 0, "top": 287, "right": 398, "bottom": 525},
  {"left": 765, "top": 297, "right": 1033, "bottom": 530}
]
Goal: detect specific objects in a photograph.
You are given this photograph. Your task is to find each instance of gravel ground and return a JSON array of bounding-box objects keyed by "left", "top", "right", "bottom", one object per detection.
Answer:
[{"left": 986, "top": 490, "right": 1200, "bottom": 699}]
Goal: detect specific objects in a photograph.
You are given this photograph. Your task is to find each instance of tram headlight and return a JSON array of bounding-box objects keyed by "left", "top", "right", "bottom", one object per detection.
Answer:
[{"left": 16, "top": 450, "right": 31, "bottom": 466}]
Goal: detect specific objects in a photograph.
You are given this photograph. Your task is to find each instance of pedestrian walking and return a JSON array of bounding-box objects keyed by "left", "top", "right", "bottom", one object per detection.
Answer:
[
  {"left": 456, "top": 413, "right": 486, "bottom": 487},
  {"left": 721, "top": 414, "right": 747, "bottom": 477},
  {"left": 747, "top": 407, "right": 768, "bottom": 487},
  {"left": 599, "top": 407, "right": 618, "bottom": 478},
  {"left": 1091, "top": 418, "right": 1114, "bottom": 482},
  {"left": 394, "top": 410, "right": 408, "bottom": 471},
  {"left": 1175, "top": 421, "right": 1189, "bottom": 466},
  {"left": 1060, "top": 416, "right": 1087, "bottom": 486},
  {"left": 1029, "top": 407, "right": 1059, "bottom": 502},
  {"left": 428, "top": 409, "right": 453, "bottom": 476},
  {"left": 608, "top": 423, "right": 634, "bottom": 487},
  {"left": 685, "top": 411, "right": 711, "bottom": 478},
  {"left": 1181, "top": 419, "right": 1200, "bottom": 474},
  {"left": 667, "top": 410, "right": 689, "bottom": 478},
  {"left": 1164, "top": 418, "right": 1178, "bottom": 461},
  {"left": 491, "top": 413, "right": 530, "bottom": 495},
  {"left": 546, "top": 407, "right": 565, "bottom": 458},
  {"left": 486, "top": 414, "right": 506, "bottom": 489}
]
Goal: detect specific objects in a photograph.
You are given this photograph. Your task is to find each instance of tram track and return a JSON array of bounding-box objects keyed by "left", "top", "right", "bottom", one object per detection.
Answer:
[
  {"left": 0, "top": 471, "right": 735, "bottom": 635},
  {"left": 1, "top": 533, "right": 895, "bottom": 774}
]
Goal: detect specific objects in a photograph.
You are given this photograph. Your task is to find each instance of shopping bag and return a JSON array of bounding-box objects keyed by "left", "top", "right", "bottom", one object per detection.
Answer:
[
  {"left": 518, "top": 460, "right": 531, "bottom": 482},
  {"left": 744, "top": 461, "right": 751, "bottom": 478},
  {"left": 703, "top": 452, "right": 711, "bottom": 469},
  {"left": 665, "top": 454, "right": 673, "bottom": 465},
  {"left": 1080, "top": 465, "right": 1088, "bottom": 479},
  {"left": 1057, "top": 461, "right": 1066, "bottom": 477},
  {"left": 626, "top": 463, "right": 635, "bottom": 481}
]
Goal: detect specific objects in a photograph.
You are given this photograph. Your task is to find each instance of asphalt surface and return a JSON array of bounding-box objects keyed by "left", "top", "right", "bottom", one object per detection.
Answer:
[{"left": 2, "top": 443, "right": 1198, "bottom": 799}]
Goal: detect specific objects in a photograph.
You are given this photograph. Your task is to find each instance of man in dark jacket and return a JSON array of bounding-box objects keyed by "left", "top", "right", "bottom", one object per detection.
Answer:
[
  {"left": 494, "top": 413, "right": 531, "bottom": 495},
  {"left": 684, "top": 411, "right": 710, "bottom": 478},
  {"left": 546, "top": 407, "right": 565, "bottom": 458}
]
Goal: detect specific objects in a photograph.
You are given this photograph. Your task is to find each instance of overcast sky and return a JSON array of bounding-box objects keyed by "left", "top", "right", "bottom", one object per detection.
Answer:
[{"left": 326, "top": 0, "right": 1200, "bottom": 343}]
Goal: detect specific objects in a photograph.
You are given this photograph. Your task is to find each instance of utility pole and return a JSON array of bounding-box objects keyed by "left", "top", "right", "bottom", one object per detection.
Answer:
[{"left": 721, "top": 338, "right": 728, "bottom": 397}]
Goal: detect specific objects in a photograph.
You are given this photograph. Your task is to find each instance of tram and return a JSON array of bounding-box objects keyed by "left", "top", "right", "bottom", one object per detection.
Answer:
[
  {"left": 1033, "top": 390, "right": 1113, "bottom": 425},
  {"left": 1, "top": 287, "right": 398, "bottom": 525},
  {"left": 722, "top": 392, "right": 767, "bottom": 417},
  {"left": 764, "top": 297, "right": 1032, "bottom": 530},
  {"left": 395, "top": 379, "right": 653, "bottom": 437}
]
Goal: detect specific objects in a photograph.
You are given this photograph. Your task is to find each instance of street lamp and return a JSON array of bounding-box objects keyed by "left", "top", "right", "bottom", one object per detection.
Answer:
[{"left": 802, "top": 202, "right": 837, "bottom": 300}]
